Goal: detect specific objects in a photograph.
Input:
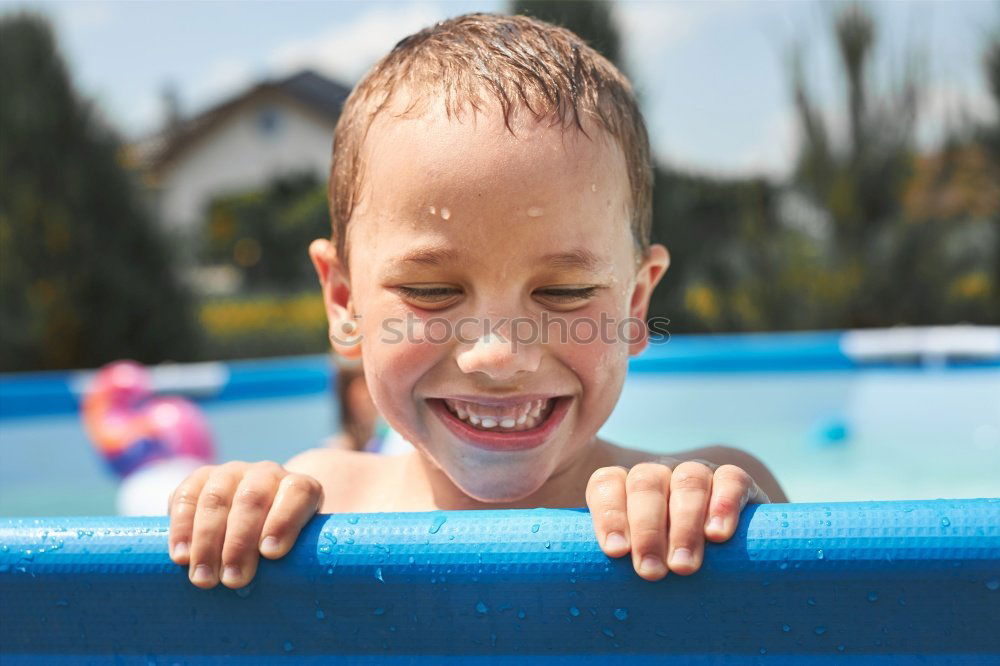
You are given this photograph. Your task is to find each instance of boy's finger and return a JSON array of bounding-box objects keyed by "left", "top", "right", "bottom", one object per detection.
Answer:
[
  {"left": 219, "top": 463, "right": 284, "bottom": 589},
  {"left": 704, "top": 464, "right": 754, "bottom": 542},
  {"left": 188, "top": 463, "right": 245, "bottom": 589},
  {"left": 624, "top": 463, "right": 671, "bottom": 581},
  {"left": 259, "top": 473, "right": 324, "bottom": 559},
  {"left": 168, "top": 466, "right": 213, "bottom": 565},
  {"left": 585, "top": 466, "right": 630, "bottom": 557},
  {"left": 666, "top": 461, "right": 713, "bottom": 575}
]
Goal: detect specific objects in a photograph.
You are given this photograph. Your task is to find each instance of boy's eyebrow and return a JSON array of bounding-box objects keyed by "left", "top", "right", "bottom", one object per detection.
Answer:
[
  {"left": 392, "top": 246, "right": 609, "bottom": 271},
  {"left": 541, "top": 248, "right": 609, "bottom": 272},
  {"left": 396, "top": 246, "right": 460, "bottom": 266}
]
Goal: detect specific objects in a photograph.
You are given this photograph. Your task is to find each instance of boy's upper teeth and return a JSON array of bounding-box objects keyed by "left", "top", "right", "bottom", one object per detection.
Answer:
[{"left": 443, "top": 397, "right": 553, "bottom": 430}]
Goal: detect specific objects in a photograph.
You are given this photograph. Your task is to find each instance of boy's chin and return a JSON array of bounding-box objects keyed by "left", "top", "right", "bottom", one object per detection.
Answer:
[{"left": 446, "top": 464, "right": 550, "bottom": 505}]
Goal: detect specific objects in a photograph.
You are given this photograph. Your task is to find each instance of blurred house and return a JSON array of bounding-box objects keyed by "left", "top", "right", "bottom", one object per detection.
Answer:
[{"left": 125, "top": 70, "right": 349, "bottom": 234}]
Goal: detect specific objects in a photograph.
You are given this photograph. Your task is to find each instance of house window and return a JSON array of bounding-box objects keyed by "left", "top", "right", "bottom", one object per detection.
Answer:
[{"left": 257, "top": 107, "right": 281, "bottom": 136}]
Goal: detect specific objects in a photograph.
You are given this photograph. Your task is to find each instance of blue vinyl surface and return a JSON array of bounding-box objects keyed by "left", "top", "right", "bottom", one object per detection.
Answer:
[{"left": 1, "top": 499, "right": 999, "bottom": 663}]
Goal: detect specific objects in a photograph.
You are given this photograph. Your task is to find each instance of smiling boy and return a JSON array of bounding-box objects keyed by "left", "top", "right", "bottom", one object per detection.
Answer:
[{"left": 168, "top": 13, "right": 785, "bottom": 592}]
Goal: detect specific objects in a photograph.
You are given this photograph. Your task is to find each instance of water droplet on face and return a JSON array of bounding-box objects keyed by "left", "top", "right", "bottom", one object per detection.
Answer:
[
  {"left": 440, "top": 208, "right": 451, "bottom": 220},
  {"left": 782, "top": 624, "right": 790, "bottom": 632},
  {"left": 867, "top": 591, "right": 879, "bottom": 602},
  {"left": 940, "top": 517, "right": 951, "bottom": 527},
  {"left": 429, "top": 206, "right": 436, "bottom": 215},
  {"left": 476, "top": 601, "right": 489, "bottom": 614},
  {"left": 531, "top": 523, "right": 540, "bottom": 533},
  {"left": 569, "top": 606, "right": 580, "bottom": 617},
  {"left": 613, "top": 608, "right": 628, "bottom": 621},
  {"left": 429, "top": 515, "right": 446, "bottom": 534},
  {"left": 590, "top": 183, "right": 597, "bottom": 192},
  {"left": 985, "top": 579, "right": 999, "bottom": 591},
  {"left": 814, "top": 626, "right": 827, "bottom": 635},
  {"left": 527, "top": 207, "right": 543, "bottom": 218}
]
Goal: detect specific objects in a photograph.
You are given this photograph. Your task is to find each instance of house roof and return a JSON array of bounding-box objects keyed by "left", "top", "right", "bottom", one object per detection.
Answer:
[{"left": 125, "top": 69, "right": 351, "bottom": 176}]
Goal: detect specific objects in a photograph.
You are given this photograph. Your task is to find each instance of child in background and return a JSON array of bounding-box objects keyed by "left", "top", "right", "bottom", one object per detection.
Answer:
[
  {"left": 328, "top": 357, "right": 412, "bottom": 455},
  {"left": 168, "top": 13, "right": 786, "bottom": 591}
]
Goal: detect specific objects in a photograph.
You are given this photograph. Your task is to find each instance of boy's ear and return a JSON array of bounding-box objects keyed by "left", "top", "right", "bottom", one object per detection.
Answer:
[
  {"left": 628, "top": 243, "right": 670, "bottom": 356},
  {"left": 309, "top": 238, "right": 362, "bottom": 360}
]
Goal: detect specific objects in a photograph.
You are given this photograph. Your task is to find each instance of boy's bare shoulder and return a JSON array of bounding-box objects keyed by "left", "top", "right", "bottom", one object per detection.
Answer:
[
  {"left": 283, "top": 447, "right": 393, "bottom": 512},
  {"left": 606, "top": 442, "right": 787, "bottom": 503}
]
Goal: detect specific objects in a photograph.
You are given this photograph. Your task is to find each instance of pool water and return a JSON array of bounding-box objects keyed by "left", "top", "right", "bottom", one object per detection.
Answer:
[{"left": 1, "top": 366, "right": 997, "bottom": 516}]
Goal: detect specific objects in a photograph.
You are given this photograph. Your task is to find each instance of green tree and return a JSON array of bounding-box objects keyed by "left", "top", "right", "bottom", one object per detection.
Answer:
[
  {"left": 201, "top": 172, "right": 328, "bottom": 292},
  {"left": 0, "top": 13, "right": 198, "bottom": 371}
]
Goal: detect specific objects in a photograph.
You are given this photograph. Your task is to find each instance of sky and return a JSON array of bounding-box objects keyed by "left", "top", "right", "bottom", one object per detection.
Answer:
[{"left": 3, "top": 0, "right": 996, "bottom": 178}]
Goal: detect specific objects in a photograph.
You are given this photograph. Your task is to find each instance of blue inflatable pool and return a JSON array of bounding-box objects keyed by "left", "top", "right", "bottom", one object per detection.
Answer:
[{"left": 1, "top": 498, "right": 998, "bottom": 663}]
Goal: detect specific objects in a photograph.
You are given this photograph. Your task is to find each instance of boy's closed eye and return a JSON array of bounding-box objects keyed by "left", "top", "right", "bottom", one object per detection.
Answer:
[{"left": 394, "top": 284, "right": 603, "bottom": 310}]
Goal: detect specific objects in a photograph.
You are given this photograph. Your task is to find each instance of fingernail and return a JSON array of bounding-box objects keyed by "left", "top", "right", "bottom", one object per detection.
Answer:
[
  {"left": 222, "top": 565, "right": 241, "bottom": 585},
  {"left": 639, "top": 555, "right": 665, "bottom": 576},
  {"left": 605, "top": 532, "right": 627, "bottom": 551},
  {"left": 261, "top": 536, "right": 279, "bottom": 554},
  {"left": 172, "top": 541, "right": 188, "bottom": 559},
  {"left": 670, "top": 548, "right": 694, "bottom": 568},
  {"left": 192, "top": 564, "right": 214, "bottom": 584},
  {"left": 708, "top": 516, "right": 724, "bottom": 532}
]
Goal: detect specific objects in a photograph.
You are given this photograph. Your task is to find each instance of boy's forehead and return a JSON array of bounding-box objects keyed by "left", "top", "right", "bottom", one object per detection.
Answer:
[{"left": 357, "top": 98, "right": 630, "bottom": 214}]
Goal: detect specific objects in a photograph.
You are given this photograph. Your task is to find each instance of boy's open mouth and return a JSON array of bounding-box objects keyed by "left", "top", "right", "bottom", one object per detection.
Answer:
[
  {"left": 427, "top": 395, "right": 571, "bottom": 451},
  {"left": 443, "top": 397, "right": 555, "bottom": 432}
]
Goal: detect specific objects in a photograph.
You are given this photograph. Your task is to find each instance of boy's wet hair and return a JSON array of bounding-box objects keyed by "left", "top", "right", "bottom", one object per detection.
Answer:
[{"left": 328, "top": 12, "right": 652, "bottom": 266}]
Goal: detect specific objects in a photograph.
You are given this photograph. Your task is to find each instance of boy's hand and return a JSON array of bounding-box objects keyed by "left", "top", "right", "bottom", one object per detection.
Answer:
[
  {"left": 585, "top": 461, "right": 769, "bottom": 580},
  {"left": 167, "top": 461, "right": 324, "bottom": 589}
]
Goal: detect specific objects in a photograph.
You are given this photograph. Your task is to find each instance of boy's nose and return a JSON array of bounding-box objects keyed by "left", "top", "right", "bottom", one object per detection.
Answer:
[{"left": 455, "top": 330, "right": 542, "bottom": 381}]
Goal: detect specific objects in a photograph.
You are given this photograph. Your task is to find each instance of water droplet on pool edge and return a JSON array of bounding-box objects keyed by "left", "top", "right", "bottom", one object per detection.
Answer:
[
  {"left": 569, "top": 606, "right": 580, "bottom": 617},
  {"left": 348, "top": 516, "right": 359, "bottom": 525},
  {"left": 429, "top": 515, "right": 447, "bottom": 534},
  {"left": 315, "top": 610, "right": 325, "bottom": 620},
  {"left": 940, "top": 517, "right": 951, "bottom": 527},
  {"left": 374, "top": 567, "right": 384, "bottom": 583},
  {"left": 283, "top": 641, "right": 294, "bottom": 652},
  {"left": 781, "top": 624, "right": 790, "bottom": 633},
  {"left": 531, "top": 523, "right": 540, "bottom": 533},
  {"left": 814, "top": 626, "right": 827, "bottom": 635},
  {"left": 476, "top": 601, "right": 489, "bottom": 614},
  {"left": 374, "top": 607, "right": 385, "bottom": 616},
  {"left": 816, "top": 549, "right": 824, "bottom": 560},
  {"left": 517, "top": 610, "right": 526, "bottom": 620},
  {"left": 867, "top": 591, "right": 879, "bottom": 602},
  {"left": 986, "top": 579, "right": 999, "bottom": 591},
  {"left": 614, "top": 608, "right": 629, "bottom": 621}
]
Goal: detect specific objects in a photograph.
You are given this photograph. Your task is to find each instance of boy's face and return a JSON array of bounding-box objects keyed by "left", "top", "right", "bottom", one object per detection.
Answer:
[{"left": 313, "top": 100, "right": 668, "bottom": 503}]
